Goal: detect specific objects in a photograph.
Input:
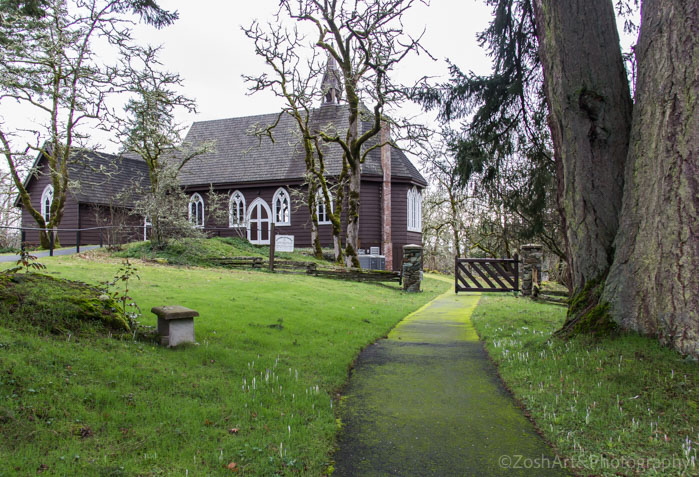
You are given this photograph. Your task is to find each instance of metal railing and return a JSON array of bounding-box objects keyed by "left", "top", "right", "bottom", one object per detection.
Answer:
[{"left": 0, "top": 224, "right": 249, "bottom": 257}]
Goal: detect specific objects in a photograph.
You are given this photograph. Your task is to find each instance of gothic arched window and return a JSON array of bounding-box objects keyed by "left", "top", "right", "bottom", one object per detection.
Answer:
[
  {"left": 41, "top": 185, "right": 54, "bottom": 223},
  {"left": 189, "top": 193, "right": 205, "bottom": 228},
  {"left": 229, "top": 190, "right": 246, "bottom": 227},
  {"left": 407, "top": 187, "right": 422, "bottom": 232},
  {"left": 272, "top": 188, "right": 291, "bottom": 226}
]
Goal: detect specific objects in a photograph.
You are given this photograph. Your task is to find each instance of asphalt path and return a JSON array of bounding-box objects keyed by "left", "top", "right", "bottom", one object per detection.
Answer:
[
  {"left": 0, "top": 245, "right": 101, "bottom": 263},
  {"left": 332, "top": 291, "right": 568, "bottom": 476}
]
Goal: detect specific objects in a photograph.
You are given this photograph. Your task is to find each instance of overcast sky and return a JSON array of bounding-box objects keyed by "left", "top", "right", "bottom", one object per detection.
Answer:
[
  {"left": 3, "top": 1, "right": 636, "bottom": 163},
  {"left": 128, "top": 0, "right": 494, "bottom": 126},
  {"left": 2, "top": 0, "right": 494, "bottom": 159}
]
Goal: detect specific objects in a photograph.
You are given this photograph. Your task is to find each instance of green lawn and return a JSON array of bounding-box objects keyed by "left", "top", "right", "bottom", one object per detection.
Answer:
[
  {"left": 0, "top": 254, "right": 449, "bottom": 476},
  {"left": 113, "top": 237, "right": 332, "bottom": 267},
  {"left": 471, "top": 294, "right": 698, "bottom": 477}
]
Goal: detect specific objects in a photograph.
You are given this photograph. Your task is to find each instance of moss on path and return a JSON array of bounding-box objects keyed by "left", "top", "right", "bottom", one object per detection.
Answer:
[{"left": 333, "top": 292, "right": 568, "bottom": 476}]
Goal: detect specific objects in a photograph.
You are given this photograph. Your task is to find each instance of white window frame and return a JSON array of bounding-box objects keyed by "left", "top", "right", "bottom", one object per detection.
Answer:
[
  {"left": 229, "top": 190, "right": 246, "bottom": 228},
  {"left": 189, "top": 193, "right": 205, "bottom": 228},
  {"left": 407, "top": 187, "right": 413, "bottom": 231},
  {"left": 407, "top": 186, "right": 422, "bottom": 232},
  {"left": 246, "top": 197, "right": 272, "bottom": 245},
  {"left": 417, "top": 189, "right": 422, "bottom": 230},
  {"left": 272, "top": 187, "right": 291, "bottom": 226},
  {"left": 316, "top": 188, "right": 333, "bottom": 225},
  {"left": 41, "top": 184, "right": 54, "bottom": 223},
  {"left": 143, "top": 216, "right": 151, "bottom": 242}
]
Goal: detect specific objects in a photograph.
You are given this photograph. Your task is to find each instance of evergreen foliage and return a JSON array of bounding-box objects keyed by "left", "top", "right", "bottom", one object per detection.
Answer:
[{"left": 412, "top": 0, "right": 564, "bottom": 259}]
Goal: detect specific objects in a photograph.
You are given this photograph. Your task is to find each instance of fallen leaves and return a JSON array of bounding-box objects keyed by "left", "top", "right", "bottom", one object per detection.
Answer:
[{"left": 227, "top": 461, "right": 239, "bottom": 472}]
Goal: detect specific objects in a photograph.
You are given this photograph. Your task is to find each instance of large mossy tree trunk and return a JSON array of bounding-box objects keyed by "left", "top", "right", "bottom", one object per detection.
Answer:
[
  {"left": 343, "top": 109, "right": 362, "bottom": 269},
  {"left": 532, "top": 0, "right": 633, "bottom": 293},
  {"left": 534, "top": 0, "right": 698, "bottom": 357},
  {"left": 306, "top": 181, "right": 324, "bottom": 259},
  {"left": 603, "top": 0, "right": 699, "bottom": 357},
  {"left": 344, "top": 165, "right": 361, "bottom": 268}
]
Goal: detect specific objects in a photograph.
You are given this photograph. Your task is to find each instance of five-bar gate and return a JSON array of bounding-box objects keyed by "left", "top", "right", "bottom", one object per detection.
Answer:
[{"left": 455, "top": 255, "right": 519, "bottom": 293}]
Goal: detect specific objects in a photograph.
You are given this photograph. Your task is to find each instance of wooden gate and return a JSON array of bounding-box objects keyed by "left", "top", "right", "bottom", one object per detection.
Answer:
[{"left": 455, "top": 255, "right": 519, "bottom": 293}]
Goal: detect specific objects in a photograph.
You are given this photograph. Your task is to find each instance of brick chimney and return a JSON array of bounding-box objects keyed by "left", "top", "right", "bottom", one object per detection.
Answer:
[{"left": 381, "top": 121, "right": 392, "bottom": 270}]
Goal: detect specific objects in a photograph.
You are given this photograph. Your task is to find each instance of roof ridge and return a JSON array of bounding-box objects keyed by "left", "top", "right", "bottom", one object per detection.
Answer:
[{"left": 192, "top": 111, "right": 286, "bottom": 125}]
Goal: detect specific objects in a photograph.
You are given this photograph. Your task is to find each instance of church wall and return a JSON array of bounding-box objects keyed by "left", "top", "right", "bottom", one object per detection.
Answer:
[
  {"left": 20, "top": 155, "right": 79, "bottom": 247},
  {"left": 390, "top": 182, "right": 424, "bottom": 270},
  {"left": 19, "top": 157, "right": 422, "bottom": 271},
  {"left": 190, "top": 181, "right": 386, "bottom": 252}
]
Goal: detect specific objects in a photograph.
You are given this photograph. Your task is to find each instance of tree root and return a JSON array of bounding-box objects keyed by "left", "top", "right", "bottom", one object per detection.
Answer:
[{"left": 554, "top": 275, "right": 617, "bottom": 339}]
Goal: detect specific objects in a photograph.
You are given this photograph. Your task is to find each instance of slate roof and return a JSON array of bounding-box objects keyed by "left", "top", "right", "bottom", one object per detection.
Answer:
[
  {"left": 178, "top": 104, "right": 427, "bottom": 187},
  {"left": 67, "top": 151, "right": 150, "bottom": 207},
  {"left": 16, "top": 149, "right": 150, "bottom": 208}
]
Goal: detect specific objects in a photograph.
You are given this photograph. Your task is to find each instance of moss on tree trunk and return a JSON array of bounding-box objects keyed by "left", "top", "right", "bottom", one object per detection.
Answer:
[
  {"left": 535, "top": 0, "right": 697, "bottom": 357},
  {"left": 602, "top": 0, "right": 698, "bottom": 357},
  {"left": 555, "top": 275, "right": 617, "bottom": 339},
  {"left": 344, "top": 171, "right": 361, "bottom": 268},
  {"left": 532, "top": 0, "right": 632, "bottom": 293}
]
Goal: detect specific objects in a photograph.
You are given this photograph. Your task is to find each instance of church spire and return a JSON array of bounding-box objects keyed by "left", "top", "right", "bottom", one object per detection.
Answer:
[{"left": 321, "top": 55, "right": 343, "bottom": 105}]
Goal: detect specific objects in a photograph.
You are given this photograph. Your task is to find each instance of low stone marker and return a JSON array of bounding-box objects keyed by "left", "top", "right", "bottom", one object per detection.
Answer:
[{"left": 152, "top": 306, "right": 199, "bottom": 347}]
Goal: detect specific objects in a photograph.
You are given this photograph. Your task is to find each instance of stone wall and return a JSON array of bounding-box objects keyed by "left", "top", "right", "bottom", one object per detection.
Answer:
[
  {"left": 402, "top": 244, "right": 423, "bottom": 293},
  {"left": 519, "top": 244, "right": 543, "bottom": 297}
]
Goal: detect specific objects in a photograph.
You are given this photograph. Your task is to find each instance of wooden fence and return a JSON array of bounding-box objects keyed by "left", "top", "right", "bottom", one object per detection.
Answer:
[{"left": 455, "top": 256, "right": 519, "bottom": 293}]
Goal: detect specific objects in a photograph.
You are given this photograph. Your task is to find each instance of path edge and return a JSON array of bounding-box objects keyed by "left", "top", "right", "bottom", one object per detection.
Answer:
[
  {"left": 326, "top": 282, "right": 456, "bottom": 474},
  {"left": 469, "top": 295, "right": 573, "bottom": 475}
]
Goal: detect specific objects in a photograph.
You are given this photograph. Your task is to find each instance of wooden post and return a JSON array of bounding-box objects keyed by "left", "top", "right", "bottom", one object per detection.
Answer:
[
  {"left": 76, "top": 231, "right": 80, "bottom": 253},
  {"left": 454, "top": 255, "right": 458, "bottom": 294},
  {"left": 268, "top": 223, "right": 276, "bottom": 271},
  {"left": 21, "top": 230, "right": 25, "bottom": 252},
  {"left": 99, "top": 229, "right": 103, "bottom": 248},
  {"left": 49, "top": 229, "right": 54, "bottom": 256},
  {"left": 514, "top": 253, "right": 519, "bottom": 292}
]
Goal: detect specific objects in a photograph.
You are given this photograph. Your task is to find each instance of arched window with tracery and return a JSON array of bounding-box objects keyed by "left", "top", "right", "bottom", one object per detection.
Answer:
[
  {"left": 229, "top": 190, "right": 246, "bottom": 227},
  {"left": 189, "top": 193, "right": 205, "bottom": 228},
  {"left": 407, "top": 186, "right": 422, "bottom": 232},
  {"left": 272, "top": 188, "right": 291, "bottom": 226},
  {"left": 41, "top": 185, "right": 54, "bottom": 223}
]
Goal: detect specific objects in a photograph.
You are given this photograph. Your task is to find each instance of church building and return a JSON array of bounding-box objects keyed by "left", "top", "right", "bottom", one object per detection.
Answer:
[{"left": 17, "top": 60, "right": 426, "bottom": 270}]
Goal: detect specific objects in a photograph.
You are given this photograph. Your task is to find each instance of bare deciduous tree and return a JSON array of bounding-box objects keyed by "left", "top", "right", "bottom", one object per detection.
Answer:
[
  {"left": 0, "top": 0, "right": 175, "bottom": 248},
  {"left": 0, "top": 154, "right": 32, "bottom": 248},
  {"left": 248, "top": 0, "right": 428, "bottom": 267},
  {"left": 114, "top": 45, "right": 214, "bottom": 248},
  {"left": 243, "top": 22, "right": 341, "bottom": 260}
]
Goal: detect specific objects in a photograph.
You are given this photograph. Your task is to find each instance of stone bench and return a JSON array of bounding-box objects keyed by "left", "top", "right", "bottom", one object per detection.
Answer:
[{"left": 152, "top": 306, "right": 199, "bottom": 347}]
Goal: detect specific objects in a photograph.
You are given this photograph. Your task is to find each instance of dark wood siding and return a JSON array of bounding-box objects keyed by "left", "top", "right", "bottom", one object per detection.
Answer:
[
  {"left": 20, "top": 156, "right": 423, "bottom": 268},
  {"left": 390, "top": 182, "right": 423, "bottom": 270},
  {"left": 79, "top": 204, "right": 143, "bottom": 245},
  {"left": 357, "top": 181, "right": 382, "bottom": 252},
  {"left": 189, "top": 180, "right": 382, "bottom": 250},
  {"left": 192, "top": 184, "right": 326, "bottom": 247},
  {"left": 20, "top": 155, "right": 79, "bottom": 247}
]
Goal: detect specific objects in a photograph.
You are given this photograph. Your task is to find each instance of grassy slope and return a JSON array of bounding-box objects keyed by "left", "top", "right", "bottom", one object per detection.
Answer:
[
  {"left": 0, "top": 255, "right": 448, "bottom": 476},
  {"left": 471, "top": 294, "right": 698, "bottom": 477},
  {"left": 113, "top": 237, "right": 331, "bottom": 267},
  {"left": 0, "top": 273, "right": 130, "bottom": 333}
]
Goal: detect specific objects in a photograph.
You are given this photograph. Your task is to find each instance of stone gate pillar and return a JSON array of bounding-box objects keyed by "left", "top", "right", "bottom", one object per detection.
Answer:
[
  {"left": 402, "top": 244, "right": 423, "bottom": 292},
  {"left": 519, "top": 244, "right": 544, "bottom": 296}
]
